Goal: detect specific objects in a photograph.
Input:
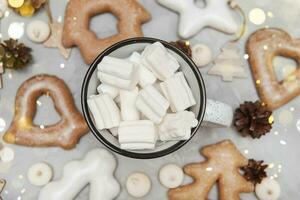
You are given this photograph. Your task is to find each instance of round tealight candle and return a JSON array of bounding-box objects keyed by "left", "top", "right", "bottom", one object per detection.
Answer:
[
  {"left": 8, "top": 0, "right": 24, "bottom": 8},
  {"left": 26, "top": 20, "right": 51, "bottom": 43}
]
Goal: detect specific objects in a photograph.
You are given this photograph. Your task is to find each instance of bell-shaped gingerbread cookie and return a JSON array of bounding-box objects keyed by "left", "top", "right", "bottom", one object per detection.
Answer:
[
  {"left": 3, "top": 74, "right": 89, "bottom": 149},
  {"left": 62, "top": 0, "right": 151, "bottom": 64}
]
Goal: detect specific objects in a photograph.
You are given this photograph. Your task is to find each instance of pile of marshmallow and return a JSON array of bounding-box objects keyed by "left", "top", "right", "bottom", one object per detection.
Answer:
[{"left": 88, "top": 42, "right": 198, "bottom": 150}]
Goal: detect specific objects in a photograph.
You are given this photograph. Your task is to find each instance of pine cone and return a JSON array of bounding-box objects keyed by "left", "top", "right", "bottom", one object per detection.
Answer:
[
  {"left": 0, "top": 39, "right": 32, "bottom": 70},
  {"left": 241, "top": 159, "right": 268, "bottom": 185},
  {"left": 234, "top": 101, "right": 273, "bottom": 139},
  {"left": 170, "top": 40, "right": 192, "bottom": 58}
]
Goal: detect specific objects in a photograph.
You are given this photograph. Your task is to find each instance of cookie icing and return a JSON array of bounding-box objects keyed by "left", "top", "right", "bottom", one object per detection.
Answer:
[{"left": 39, "top": 148, "right": 120, "bottom": 200}]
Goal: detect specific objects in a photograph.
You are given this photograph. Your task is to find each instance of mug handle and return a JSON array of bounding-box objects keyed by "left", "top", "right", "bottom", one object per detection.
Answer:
[{"left": 201, "top": 99, "right": 233, "bottom": 128}]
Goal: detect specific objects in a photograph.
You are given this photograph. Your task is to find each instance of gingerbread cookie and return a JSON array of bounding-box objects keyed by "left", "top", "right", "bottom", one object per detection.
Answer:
[
  {"left": 246, "top": 28, "right": 300, "bottom": 110},
  {"left": 168, "top": 140, "right": 254, "bottom": 200},
  {"left": 62, "top": 0, "right": 151, "bottom": 64},
  {"left": 3, "top": 74, "right": 88, "bottom": 149}
]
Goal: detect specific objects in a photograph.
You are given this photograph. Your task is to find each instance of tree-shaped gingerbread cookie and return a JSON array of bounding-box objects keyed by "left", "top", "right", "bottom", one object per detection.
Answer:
[{"left": 168, "top": 140, "right": 254, "bottom": 200}]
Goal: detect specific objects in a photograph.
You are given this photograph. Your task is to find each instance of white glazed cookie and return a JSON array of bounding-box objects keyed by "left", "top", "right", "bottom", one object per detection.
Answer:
[
  {"left": 255, "top": 178, "right": 280, "bottom": 200},
  {"left": 159, "top": 164, "right": 184, "bottom": 188},
  {"left": 157, "top": 0, "right": 238, "bottom": 38},
  {"left": 39, "top": 148, "right": 120, "bottom": 200},
  {"left": 26, "top": 20, "right": 51, "bottom": 43},
  {"left": 27, "top": 162, "right": 53, "bottom": 186},
  {"left": 126, "top": 172, "right": 152, "bottom": 198}
]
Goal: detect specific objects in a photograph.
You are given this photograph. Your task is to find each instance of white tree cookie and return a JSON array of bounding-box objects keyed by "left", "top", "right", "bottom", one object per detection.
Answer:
[{"left": 39, "top": 149, "right": 120, "bottom": 200}]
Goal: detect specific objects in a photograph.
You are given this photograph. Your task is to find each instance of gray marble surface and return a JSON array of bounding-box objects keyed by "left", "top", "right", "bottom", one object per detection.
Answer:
[{"left": 1, "top": 0, "right": 300, "bottom": 199}]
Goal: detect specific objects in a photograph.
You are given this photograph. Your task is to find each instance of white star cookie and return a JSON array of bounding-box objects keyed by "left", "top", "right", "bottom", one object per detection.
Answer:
[{"left": 157, "top": 0, "right": 238, "bottom": 38}]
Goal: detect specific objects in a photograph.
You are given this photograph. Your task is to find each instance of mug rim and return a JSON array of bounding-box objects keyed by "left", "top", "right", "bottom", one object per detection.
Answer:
[{"left": 81, "top": 37, "right": 207, "bottom": 159}]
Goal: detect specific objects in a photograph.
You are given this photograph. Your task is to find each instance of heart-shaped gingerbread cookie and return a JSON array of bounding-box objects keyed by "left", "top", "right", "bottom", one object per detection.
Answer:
[
  {"left": 246, "top": 28, "right": 300, "bottom": 110},
  {"left": 3, "top": 74, "right": 89, "bottom": 149}
]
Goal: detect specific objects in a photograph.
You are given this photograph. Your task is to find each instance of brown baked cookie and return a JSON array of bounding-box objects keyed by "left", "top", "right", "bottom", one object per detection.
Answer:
[
  {"left": 168, "top": 140, "right": 254, "bottom": 200},
  {"left": 3, "top": 74, "right": 89, "bottom": 149},
  {"left": 62, "top": 0, "right": 151, "bottom": 64},
  {"left": 246, "top": 28, "right": 300, "bottom": 110}
]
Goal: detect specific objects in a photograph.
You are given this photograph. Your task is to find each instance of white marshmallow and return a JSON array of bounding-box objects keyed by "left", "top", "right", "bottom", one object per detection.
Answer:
[
  {"left": 160, "top": 72, "right": 196, "bottom": 112},
  {"left": 114, "top": 95, "right": 121, "bottom": 106},
  {"left": 119, "top": 87, "right": 140, "bottom": 121},
  {"left": 87, "top": 94, "right": 121, "bottom": 130},
  {"left": 109, "top": 127, "right": 118, "bottom": 137},
  {"left": 97, "top": 56, "right": 139, "bottom": 90},
  {"left": 128, "top": 52, "right": 157, "bottom": 88},
  {"left": 97, "top": 84, "right": 119, "bottom": 99},
  {"left": 159, "top": 111, "right": 198, "bottom": 141},
  {"left": 118, "top": 120, "right": 157, "bottom": 144},
  {"left": 141, "top": 42, "right": 180, "bottom": 81},
  {"left": 120, "top": 143, "right": 155, "bottom": 150},
  {"left": 136, "top": 85, "right": 169, "bottom": 124}
]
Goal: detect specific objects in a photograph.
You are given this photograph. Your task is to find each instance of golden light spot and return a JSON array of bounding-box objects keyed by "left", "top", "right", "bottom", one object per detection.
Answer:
[
  {"left": 268, "top": 115, "right": 274, "bottom": 124},
  {"left": 249, "top": 8, "right": 266, "bottom": 25},
  {"left": 18, "top": 117, "right": 32, "bottom": 130},
  {"left": 8, "top": 0, "right": 24, "bottom": 8},
  {"left": 8, "top": 22, "right": 24, "bottom": 39},
  {"left": 256, "top": 79, "right": 261, "bottom": 84},
  {"left": 19, "top": 4, "right": 35, "bottom": 17},
  {"left": 267, "top": 11, "right": 274, "bottom": 18}
]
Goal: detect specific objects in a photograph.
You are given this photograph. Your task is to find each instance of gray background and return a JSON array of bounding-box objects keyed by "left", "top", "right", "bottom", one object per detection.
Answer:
[{"left": 0, "top": 0, "right": 300, "bottom": 199}]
